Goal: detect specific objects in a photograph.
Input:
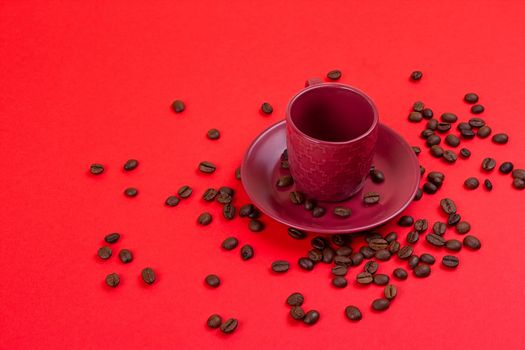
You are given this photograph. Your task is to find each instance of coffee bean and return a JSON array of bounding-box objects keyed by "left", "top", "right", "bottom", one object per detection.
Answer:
[
  {"left": 408, "top": 255, "right": 419, "bottom": 269},
  {"left": 312, "top": 206, "right": 326, "bottom": 218},
  {"left": 105, "top": 273, "right": 120, "bottom": 288},
  {"left": 350, "top": 252, "right": 364, "bottom": 266},
  {"left": 413, "top": 146, "right": 421, "bottom": 156},
  {"left": 363, "top": 261, "right": 378, "bottom": 274},
  {"left": 124, "top": 187, "right": 138, "bottom": 197},
  {"left": 427, "top": 118, "right": 438, "bottom": 130},
  {"left": 420, "top": 165, "right": 426, "bottom": 176},
  {"left": 141, "top": 267, "right": 156, "bottom": 285},
  {"left": 460, "top": 128, "right": 475, "bottom": 139},
  {"left": 235, "top": 167, "right": 241, "bottom": 180},
  {"left": 375, "top": 249, "right": 391, "bottom": 261},
  {"left": 406, "top": 231, "right": 419, "bottom": 244},
  {"left": 118, "top": 249, "right": 133, "bottom": 263},
  {"left": 492, "top": 133, "right": 509, "bottom": 144},
  {"left": 327, "top": 69, "right": 342, "bottom": 80},
  {"left": 514, "top": 178, "right": 525, "bottom": 190},
  {"left": 290, "top": 306, "right": 306, "bottom": 320},
  {"left": 287, "top": 292, "right": 304, "bottom": 306},
  {"left": 398, "top": 215, "right": 414, "bottom": 227},
  {"left": 445, "top": 239, "right": 462, "bottom": 252},
  {"left": 207, "top": 314, "right": 222, "bottom": 329},
  {"left": 433, "top": 221, "right": 446, "bottom": 236},
  {"left": 218, "top": 186, "right": 234, "bottom": 197},
  {"left": 414, "top": 264, "right": 431, "bottom": 278},
  {"left": 397, "top": 245, "right": 413, "bottom": 259},
  {"left": 336, "top": 246, "right": 353, "bottom": 257},
  {"left": 384, "top": 232, "right": 398, "bottom": 243},
  {"left": 248, "top": 219, "right": 264, "bottom": 232},
  {"left": 426, "top": 134, "right": 441, "bottom": 147},
  {"left": 261, "top": 102, "right": 273, "bottom": 115},
  {"left": 426, "top": 233, "right": 445, "bottom": 247},
  {"left": 363, "top": 192, "right": 380, "bottom": 205},
  {"left": 222, "top": 203, "right": 236, "bottom": 220},
  {"left": 421, "top": 128, "right": 434, "bottom": 139},
  {"left": 322, "top": 247, "right": 335, "bottom": 263},
  {"left": 430, "top": 145, "right": 444, "bottom": 158},
  {"left": 456, "top": 221, "right": 471, "bottom": 234},
  {"left": 464, "top": 93, "right": 479, "bottom": 103},
  {"left": 413, "top": 101, "right": 425, "bottom": 112},
  {"left": 393, "top": 268, "right": 408, "bottom": 280},
  {"left": 460, "top": 148, "right": 471, "bottom": 158},
  {"left": 482, "top": 157, "right": 497, "bottom": 171},
  {"left": 197, "top": 212, "right": 213, "bottom": 225},
  {"left": 272, "top": 260, "right": 290, "bottom": 273},
  {"left": 388, "top": 241, "right": 400, "bottom": 254},
  {"left": 207, "top": 128, "right": 220, "bottom": 140},
  {"left": 220, "top": 318, "right": 238, "bottom": 334},
  {"left": 298, "top": 257, "right": 314, "bottom": 271},
  {"left": 384, "top": 285, "right": 397, "bottom": 300},
  {"left": 123, "top": 159, "right": 138, "bottom": 171},
  {"left": 332, "top": 234, "right": 350, "bottom": 246},
  {"left": 216, "top": 192, "right": 232, "bottom": 204},
  {"left": 369, "top": 238, "right": 388, "bottom": 251},
  {"left": 440, "top": 198, "right": 457, "bottom": 215},
  {"left": 370, "top": 169, "right": 385, "bottom": 183},
  {"left": 289, "top": 191, "right": 305, "bottom": 205},
  {"left": 240, "top": 244, "right": 254, "bottom": 260},
  {"left": 345, "top": 306, "right": 362, "bottom": 321},
  {"left": 442, "top": 255, "right": 459, "bottom": 268},
  {"left": 359, "top": 246, "right": 376, "bottom": 259},
  {"left": 365, "top": 232, "right": 382, "bottom": 242},
  {"left": 98, "top": 246, "right": 112, "bottom": 260},
  {"left": 249, "top": 209, "right": 261, "bottom": 219},
  {"left": 199, "top": 161, "right": 216, "bottom": 174},
  {"left": 357, "top": 272, "right": 373, "bottom": 284},
  {"left": 172, "top": 100, "right": 185, "bottom": 113},
  {"left": 303, "top": 310, "right": 320, "bottom": 325},
  {"left": 512, "top": 169, "right": 525, "bottom": 180},
  {"left": 373, "top": 274, "right": 389, "bottom": 286},
  {"left": 443, "top": 150, "right": 458, "bottom": 163},
  {"left": 410, "top": 70, "right": 423, "bottom": 80},
  {"left": 423, "top": 182, "right": 438, "bottom": 194},
  {"left": 422, "top": 108, "right": 434, "bottom": 119},
  {"left": 332, "top": 276, "right": 348, "bottom": 288},
  {"left": 288, "top": 227, "right": 307, "bottom": 240},
  {"left": 202, "top": 188, "right": 218, "bottom": 201},
  {"left": 104, "top": 233, "right": 120, "bottom": 244},
  {"left": 445, "top": 134, "right": 460, "bottom": 147},
  {"left": 165, "top": 195, "right": 180, "bottom": 206},
  {"left": 420, "top": 253, "right": 435, "bottom": 265},
  {"left": 414, "top": 219, "right": 428, "bottom": 232},
  {"left": 331, "top": 265, "right": 348, "bottom": 276},
  {"left": 441, "top": 113, "right": 458, "bottom": 123},
  {"left": 308, "top": 249, "right": 323, "bottom": 262},
  {"left": 428, "top": 171, "right": 445, "bottom": 185},
  {"left": 334, "top": 256, "right": 352, "bottom": 266},
  {"left": 468, "top": 117, "right": 485, "bottom": 128},
  {"left": 90, "top": 163, "right": 104, "bottom": 175},
  {"left": 436, "top": 123, "right": 452, "bottom": 133},
  {"left": 276, "top": 175, "right": 293, "bottom": 188},
  {"left": 463, "top": 235, "right": 481, "bottom": 250},
  {"left": 205, "top": 274, "right": 220, "bottom": 288},
  {"left": 177, "top": 185, "right": 192, "bottom": 199},
  {"left": 477, "top": 126, "right": 492, "bottom": 138},
  {"left": 304, "top": 198, "right": 316, "bottom": 211},
  {"left": 464, "top": 177, "right": 480, "bottom": 189},
  {"left": 499, "top": 161, "right": 514, "bottom": 174},
  {"left": 448, "top": 213, "right": 461, "bottom": 226},
  {"left": 372, "top": 298, "right": 390, "bottom": 311},
  {"left": 311, "top": 236, "right": 327, "bottom": 250},
  {"left": 222, "top": 237, "right": 239, "bottom": 250},
  {"left": 238, "top": 204, "right": 254, "bottom": 217},
  {"left": 457, "top": 122, "right": 472, "bottom": 131},
  {"left": 471, "top": 104, "right": 484, "bottom": 114}
]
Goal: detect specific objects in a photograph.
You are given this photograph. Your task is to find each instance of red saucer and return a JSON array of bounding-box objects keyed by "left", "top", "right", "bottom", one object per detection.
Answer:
[{"left": 241, "top": 120, "right": 420, "bottom": 234}]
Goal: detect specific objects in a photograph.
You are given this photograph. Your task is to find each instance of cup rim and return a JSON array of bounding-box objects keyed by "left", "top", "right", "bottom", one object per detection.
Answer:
[{"left": 286, "top": 82, "right": 379, "bottom": 145}]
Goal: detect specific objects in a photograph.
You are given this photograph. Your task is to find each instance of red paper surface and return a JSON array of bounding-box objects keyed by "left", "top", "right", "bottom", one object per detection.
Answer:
[{"left": 1, "top": 1, "right": 525, "bottom": 349}]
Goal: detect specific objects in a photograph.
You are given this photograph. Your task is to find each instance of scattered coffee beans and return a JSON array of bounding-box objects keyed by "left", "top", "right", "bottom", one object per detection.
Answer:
[
  {"left": 408, "top": 255, "right": 419, "bottom": 269},
  {"left": 332, "top": 276, "right": 348, "bottom": 288},
  {"left": 298, "top": 257, "right": 314, "bottom": 271},
  {"left": 445, "top": 134, "right": 460, "bottom": 147},
  {"left": 422, "top": 108, "right": 434, "bottom": 119},
  {"left": 433, "top": 221, "right": 446, "bottom": 236},
  {"left": 441, "top": 113, "right": 458, "bottom": 123},
  {"left": 445, "top": 239, "right": 462, "bottom": 252},
  {"left": 460, "top": 148, "right": 471, "bottom": 158},
  {"left": 223, "top": 203, "right": 236, "bottom": 220},
  {"left": 426, "top": 233, "right": 445, "bottom": 247},
  {"left": 356, "top": 272, "right": 373, "bottom": 284},
  {"left": 312, "top": 206, "right": 326, "bottom": 218},
  {"left": 373, "top": 274, "right": 390, "bottom": 286},
  {"left": 477, "top": 125, "right": 492, "bottom": 138},
  {"left": 514, "top": 178, "right": 525, "bottom": 190},
  {"left": 202, "top": 188, "right": 218, "bottom": 201}
]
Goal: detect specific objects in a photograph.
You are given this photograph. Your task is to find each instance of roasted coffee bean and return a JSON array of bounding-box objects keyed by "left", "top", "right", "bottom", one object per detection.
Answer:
[
  {"left": 322, "top": 247, "right": 335, "bottom": 263},
  {"left": 222, "top": 203, "right": 236, "bottom": 220},
  {"left": 205, "top": 274, "right": 221, "bottom": 288},
  {"left": 365, "top": 232, "right": 383, "bottom": 242},
  {"left": 423, "top": 182, "right": 438, "bottom": 194},
  {"left": 239, "top": 204, "right": 254, "bottom": 217},
  {"left": 197, "top": 212, "right": 213, "bottom": 225},
  {"left": 427, "top": 171, "right": 445, "bottom": 185},
  {"left": 363, "top": 192, "right": 380, "bottom": 205},
  {"left": 443, "top": 150, "right": 458, "bottom": 163},
  {"left": 104, "top": 233, "right": 120, "bottom": 244},
  {"left": 248, "top": 209, "right": 261, "bottom": 219},
  {"left": 165, "top": 195, "right": 180, "bottom": 206},
  {"left": 512, "top": 169, "right": 525, "bottom": 180},
  {"left": 499, "top": 161, "right": 514, "bottom": 174},
  {"left": 332, "top": 206, "right": 351, "bottom": 218},
  {"left": 272, "top": 260, "right": 290, "bottom": 273},
  {"left": 442, "top": 255, "right": 459, "bottom": 268},
  {"left": 410, "top": 70, "right": 423, "bottom": 80},
  {"left": 393, "top": 268, "right": 408, "bottom": 280},
  {"left": 298, "top": 257, "right": 314, "bottom": 271},
  {"left": 248, "top": 219, "right": 264, "bottom": 232},
  {"left": 218, "top": 186, "right": 234, "bottom": 196},
  {"left": 384, "top": 232, "right": 398, "bottom": 243},
  {"left": 360, "top": 246, "right": 376, "bottom": 259},
  {"left": 105, "top": 273, "right": 120, "bottom": 288},
  {"left": 207, "top": 314, "right": 222, "bottom": 329},
  {"left": 444, "top": 134, "right": 460, "bottom": 148},
  {"left": 90, "top": 163, "right": 104, "bottom": 175},
  {"left": 414, "top": 219, "right": 428, "bottom": 232},
  {"left": 336, "top": 246, "right": 353, "bottom": 257},
  {"left": 334, "top": 256, "right": 352, "bottom": 266},
  {"left": 440, "top": 198, "right": 457, "bottom": 215},
  {"left": 216, "top": 193, "right": 232, "bottom": 204},
  {"left": 369, "top": 238, "right": 388, "bottom": 251},
  {"left": 427, "top": 118, "right": 438, "bottom": 130},
  {"left": 514, "top": 178, "right": 525, "bottom": 190},
  {"left": 373, "top": 274, "right": 390, "bottom": 286},
  {"left": 482, "top": 157, "right": 497, "bottom": 171},
  {"left": 312, "top": 206, "right": 326, "bottom": 218},
  {"left": 98, "top": 246, "right": 112, "bottom": 260},
  {"left": 220, "top": 318, "right": 238, "bottom": 334},
  {"left": 304, "top": 198, "right": 316, "bottom": 211},
  {"left": 412, "top": 146, "right": 421, "bottom": 156},
  {"left": 332, "top": 276, "right": 348, "bottom": 288},
  {"left": 261, "top": 102, "right": 273, "bottom": 115},
  {"left": 202, "top": 188, "right": 218, "bottom": 201},
  {"left": 406, "top": 231, "right": 419, "bottom": 244},
  {"left": 463, "top": 235, "right": 481, "bottom": 250},
  {"left": 123, "top": 159, "right": 138, "bottom": 171},
  {"left": 430, "top": 145, "right": 444, "bottom": 158},
  {"left": 124, "top": 187, "right": 138, "bottom": 197},
  {"left": 477, "top": 125, "right": 492, "bottom": 138},
  {"left": 240, "top": 244, "right": 254, "bottom": 260},
  {"left": 288, "top": 227, "right": 307, "bottom": 240},
  {"left": 356, "top": 272, "right": 373, "bottom": 284},
  {"left": 303, "top": 310, "right": 320, "bottom": 325},
  {"left": 327, "top": 69, "right": 342, "bottom": 80},
  {"left": 345, "top": 306, "right": 362, "bottom": 321},
  {"left": 433, "top": 221, "right": 446, "bottom": 236},
  {"left": 289, "top": 191, "right": 305, "bottom": 204},
  {"left": 420, "top": 253, "right": 435, "bottom": 265},
  {"left": 469, "top": 117, "right": 486, "bottom": 128},
  {"left": 398, "top": 215, "right": 414, "bottom": 227},
  {"left": 421, "top": 129, "right": 434, "bottom": 139},
  {"left": 350, "top": 252, "right": 364, "bottom": 266},
  {"left": 276, "top": 175, "right": 293, "bottom": 187},
  {"left": 460, "top": 128, "right": 475, "bottom": 139},
  {"left": 171, "top": 99, "right": 185, "bottom": 113},
  {"left": 311, "top": 236, "right": 327, "bottom": 250},
  {"left": 222, "top": 237, "right": 239, "bottom": 250},
  {"left": 370, "top": 169, "right": 385, "bottom": 183},
  {"left": 414, "top": 264, "right": 431, "bottom": 278},
  {"left": 397, "top": 245, "right": 413, "bottom": 259},
  {"left": 118, "top": 249, "right": 133, "bottom": 263},
  {"left": 372, "top": 298, "right": 390, "bottom": 311},
  {"left": 426, "top": 233, "right": 446, "bottom": 247},
  {"left": 141, "top": 267, "right": 156, "bottom": 285},
  {"left": 388, "top": 241, "right": 400, "bottom": 254},
  {"left": 420, "top": 165, "right": 426, "bottom": 176},
  {"left": 441, "top": 113, "right": 458, "bottom": 123},
  {"left": 471, "top": 104, "right": 484, "bottom": 114},
  {"left": 308, "top": 249, "right": 323, "bottom": 262},
  {"left": 492, "top": 133, "right": 509, "bottom": 144},
  {"left": 464, "top": 177, "right": 480, "bottom": 189},
  {"left": 413, "top": 101, "right": 425, "bottom": 112},
  {"left": 436, "top": 123, "right": 452, "bottom": 133},
  {"left": 447, "top": 214, "right": 461, "bottom": 226},
  {"left": 235, "top": 167, "right": 241, "bottom": 180},
  {"left": 464, "top": 93, "right": 479, "bottom": 104},
  {"left": 290, "top": 306, "right": 306, "bottom": 320},
  {"left": 332, "top": 265, "right": 348, "bottom": 276},
  {"left": 287, "top": 292, "right": 304, "bottom": 306},
  {"left": 199, "top": 161, "right": 216, "bottom": 174},
  {"left": 460, "top": 148, "right": 471, "bottom": 158},
  {"left": 457, "top": 122, "right": 472, "bottom": 131},
  {"left": 207, "top": 128, "right": 220, "bottom": 140},
  {"left": 331, "top": 234, "right": 350, "bottom": 246},
  {"left": 177, "top": 185, "right": 192, "bottom": 199},
  {"left": 456, "top": 221, "right": 471, "bottom": 234},
  {"left": 445, "top": 239, "right": 462, "bottom": 252},
  {"left": 384, "top": 285, "right": 397, "bottom": 300},
  {"left": 375, "top": 249, "right": 391, "bottom": 261},
  {"left": 422, "top": 108, "right": 434, "bottom": 119},
  {"left": 364, "top": 261, "right": 379, "bottom": 274},
  {"left": 426, "top": 134, "right": 441, "bottom": 147},
  {"left": 408, "top": 255, "right": 419, "bottom": 269}
]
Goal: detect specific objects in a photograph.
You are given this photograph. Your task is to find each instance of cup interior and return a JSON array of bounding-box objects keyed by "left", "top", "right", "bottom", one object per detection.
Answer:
[{"left": 289, "top": 85, "right": 376, "bottom": 142}]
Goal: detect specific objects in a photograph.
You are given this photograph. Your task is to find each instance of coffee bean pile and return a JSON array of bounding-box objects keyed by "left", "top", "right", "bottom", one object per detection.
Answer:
[{"left": 285, "top": 292, "right": 320, "bottom": 325}]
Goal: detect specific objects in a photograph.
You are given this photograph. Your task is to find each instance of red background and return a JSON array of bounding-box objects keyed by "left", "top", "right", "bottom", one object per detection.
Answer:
[{"left": 1, "top": 1, "right": 525, "bottom": 349}]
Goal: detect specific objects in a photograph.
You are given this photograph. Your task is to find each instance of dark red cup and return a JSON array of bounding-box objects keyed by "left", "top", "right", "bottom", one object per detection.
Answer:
[{"left": 285, "top": 78, "right": 379, "bottom": 201}]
